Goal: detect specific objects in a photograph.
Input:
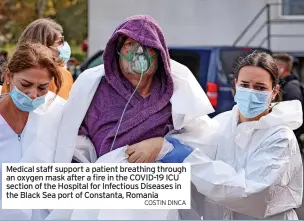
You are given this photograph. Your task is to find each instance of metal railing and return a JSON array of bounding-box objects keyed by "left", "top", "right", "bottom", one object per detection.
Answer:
[{"left": 233, "top": 2, "right": 304, "bottom": 50}]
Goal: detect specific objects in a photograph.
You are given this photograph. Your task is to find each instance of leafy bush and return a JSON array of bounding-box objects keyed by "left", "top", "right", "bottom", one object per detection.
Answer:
[{"left": 70, "top": 53, "right": 87, "bottom": 64}]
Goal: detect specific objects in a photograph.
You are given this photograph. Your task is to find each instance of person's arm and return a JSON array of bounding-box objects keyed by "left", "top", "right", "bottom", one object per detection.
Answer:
[
  {"left": 125, "top": 137, "right": 174, "bottom": 163},
  {"left": 126, "top": 115, "right": 218, "bottom": 163},
  {"left": 73, "top": 136, "right": 97, "bottom": 163},
  {"left": 164, "top": 129, "right": 302, "bottom": 219},
  {"left": 73, "top": 112, "right": 100, "bottom": 163}
]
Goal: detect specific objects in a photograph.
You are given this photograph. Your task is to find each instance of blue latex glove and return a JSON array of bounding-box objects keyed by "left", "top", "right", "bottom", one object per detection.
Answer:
[{"left": 161, "top": 136, "right": 193, "bottom": 163}]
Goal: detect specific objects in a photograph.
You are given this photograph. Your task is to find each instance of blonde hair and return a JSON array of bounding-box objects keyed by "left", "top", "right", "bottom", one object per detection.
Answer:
[
  {"left": 18, "top": 18, "right": 63, "bottom": 46},
  {"left": 18, "top": 18, "right": 64, "bottom": 66}
]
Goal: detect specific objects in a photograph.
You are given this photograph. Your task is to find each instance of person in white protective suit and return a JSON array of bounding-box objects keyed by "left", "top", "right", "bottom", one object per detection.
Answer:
[
  {"left": 162, "top": 51, "right": 304, "bottom": 220},
  {"left": 0, "top": 42, "right": 65, "bottom": 220},
  {"left": 46, "top": 15, "right": 215, "bottom": 220}
]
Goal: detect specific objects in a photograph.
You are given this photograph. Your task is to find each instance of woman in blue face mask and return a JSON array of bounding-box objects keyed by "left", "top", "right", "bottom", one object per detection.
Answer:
[
  {"left": 161, "top": 51, "right": 303, "bottom": 220},
  {"left": 1, "top": 18, "right": 73, "bottom": 100},
  {"left": 0, "top": 42, "right": 65, "bottom": 220}
]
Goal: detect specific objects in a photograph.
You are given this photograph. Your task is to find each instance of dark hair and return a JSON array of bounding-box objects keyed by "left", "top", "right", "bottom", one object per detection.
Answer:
[
  {"left": 7, "top": 42, "right": 63, "bottom": 95},
  {"left": 0, "top": 51, "right": 8, "bottom": 60},
  {"left": 234, "top": 51, "right": 279, "bottom": 88},
  {"left": 272, "top": 53, "right": 293, "bottom": 72}
]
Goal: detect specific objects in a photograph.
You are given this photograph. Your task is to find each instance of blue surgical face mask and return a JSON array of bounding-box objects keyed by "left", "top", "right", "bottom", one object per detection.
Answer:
[
  {"left": 58, "top": 41, "right": 71, "bottom": 63},
  {"left": 10, "top": 86, "right": 46, "bottom": 112},
  {"left": 234, "top": 86, "right": 272, "bottom": 119}
]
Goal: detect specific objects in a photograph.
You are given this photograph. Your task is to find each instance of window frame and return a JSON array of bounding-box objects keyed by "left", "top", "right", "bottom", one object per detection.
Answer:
[{"left": 279, "top": 0, "right": 304, "bottom": 19}]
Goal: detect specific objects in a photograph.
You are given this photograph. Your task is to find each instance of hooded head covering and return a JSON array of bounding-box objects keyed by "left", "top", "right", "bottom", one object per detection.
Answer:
[
  {"left": 79, "top": 15, "right": 174, "bottom": 156},
  {"left": 103, "top": 15, "right": 172, "bottom": 81}
]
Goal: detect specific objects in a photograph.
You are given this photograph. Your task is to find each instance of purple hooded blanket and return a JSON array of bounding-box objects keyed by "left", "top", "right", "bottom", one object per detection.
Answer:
[{"left": 79, "top": 15, "right": 174, "bottom": 157}]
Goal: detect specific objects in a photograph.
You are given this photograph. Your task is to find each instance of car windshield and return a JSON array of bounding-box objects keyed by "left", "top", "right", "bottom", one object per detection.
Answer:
[
  {"left": 169, "top": 49, "right": 201, "bottom": 79},
  {"left": 219, "top": 48, "right": 270, "bottom": 84}
]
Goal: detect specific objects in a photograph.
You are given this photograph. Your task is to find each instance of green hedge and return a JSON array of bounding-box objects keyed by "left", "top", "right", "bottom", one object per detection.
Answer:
[{"left": 71, "top": 53, "right": 87, "bottom": 64}]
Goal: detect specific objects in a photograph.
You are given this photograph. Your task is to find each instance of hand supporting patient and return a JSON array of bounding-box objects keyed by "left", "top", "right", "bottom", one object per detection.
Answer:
[
  {"left": 160, "top": 137, "right": 193, "bottom": 163},
  {"left": 126, "top": 137, "right": 164, "bottom": 163}
]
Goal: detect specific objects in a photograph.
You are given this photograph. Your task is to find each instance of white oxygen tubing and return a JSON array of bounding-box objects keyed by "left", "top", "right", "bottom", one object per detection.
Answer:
[{"left": 110, "top": 57, "right": 145, "bottom": 151}]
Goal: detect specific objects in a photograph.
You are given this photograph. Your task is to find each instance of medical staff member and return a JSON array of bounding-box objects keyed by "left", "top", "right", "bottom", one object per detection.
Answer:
[
  {"left": 0, "top": 42, "right": 65, "bottom": 220},
  {"left": 163, "top": 51, "right": 303, "bottom": 220},
  {"left": 1, "top": 18, "right": 73, "bottom": 100}
]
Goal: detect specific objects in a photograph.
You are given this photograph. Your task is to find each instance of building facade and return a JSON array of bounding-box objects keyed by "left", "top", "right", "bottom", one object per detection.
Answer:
[{"left": 89, "top": 0, "right": 304, "bottom": 56}]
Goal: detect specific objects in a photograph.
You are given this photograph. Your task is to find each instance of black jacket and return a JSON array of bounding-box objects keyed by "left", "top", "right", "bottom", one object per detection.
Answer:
[
  {"left": 280, "top": 74, "right": 304, "bottom": 151},
  {"left": 280, "top": 74, "right": 303, "bottom": 103}
]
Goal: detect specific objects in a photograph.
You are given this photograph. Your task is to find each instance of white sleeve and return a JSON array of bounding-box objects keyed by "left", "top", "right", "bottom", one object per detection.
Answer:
[
  {"left": 95, "top": 145, "right": 129, "bottom": 163},
  {"left": 73, "top": 136, "right": 97, "bottom": 163},
  {"left": 73, "top": 135, "right": 129, "bottom": 163},
  {"left": 159, "top": 115, "right": 219, "bottom": 161},
  {"left": 186, "top": 129, "right": 303, "bottom": 219},
  {"left": 156, "top": 139, "right": 174, "bottom": 161}
]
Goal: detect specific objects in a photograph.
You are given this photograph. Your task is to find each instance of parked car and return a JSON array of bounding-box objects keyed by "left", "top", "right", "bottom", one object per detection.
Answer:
[{"left": 78, "top": 46, "right": 271, "bottom": 116}]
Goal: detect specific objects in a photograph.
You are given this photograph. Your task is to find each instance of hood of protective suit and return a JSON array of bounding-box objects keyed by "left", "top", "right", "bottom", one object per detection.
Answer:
[
  {"left": 102, "top": 14, "right": 173, "bottom": 93},
  {"left": 260, "top": 100, "right": 302, "bottom": 130},
  {"left": 235, "top": 100, "right": 303, "bottom": 130}
]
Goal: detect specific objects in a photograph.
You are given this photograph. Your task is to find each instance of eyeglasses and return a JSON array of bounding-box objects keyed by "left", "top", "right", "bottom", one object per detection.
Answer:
[
  {"left": 53, "top": 35, "right": 64, "bottom": 46},
  {"left": 122, "top": 41, "right": 157, "bottom": 56},
  {"left": 49, "top": 35, "right": 65, "bottom": 51},
  {"left": 123, "top": 41, "right": 140, "bottom": 51},
  {"left": 58, "top": 35, "right": 64, "bottom": 45}
]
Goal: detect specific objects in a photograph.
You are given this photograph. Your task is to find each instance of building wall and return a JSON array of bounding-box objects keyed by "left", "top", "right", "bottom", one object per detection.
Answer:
[{"left": 89, "top": 0, "right": 304, "bottom": 56}]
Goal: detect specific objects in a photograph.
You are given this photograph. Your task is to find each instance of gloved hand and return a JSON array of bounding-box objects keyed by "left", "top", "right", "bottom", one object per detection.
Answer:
[{"left": 160, "top": 136, "right": 193, "bottom": 163}]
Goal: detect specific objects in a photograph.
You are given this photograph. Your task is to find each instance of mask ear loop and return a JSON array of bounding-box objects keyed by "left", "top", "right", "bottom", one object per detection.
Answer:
[
  {"left": 109, "top": 58, "right": 145, "bottom": 152},
  {"left": 148, "top": 53, "right": 157, "bottom": 69},
  {"left": 269, "top": 84, "right": 279, "bottom": 109},
  {"left": 269, "top": 83, "right": 279, "bottom": 111}
]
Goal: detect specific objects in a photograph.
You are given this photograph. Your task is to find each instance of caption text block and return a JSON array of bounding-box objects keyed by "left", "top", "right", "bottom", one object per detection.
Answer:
[{"left": 2, "top": 163, "right": 191, "bottom": 210}]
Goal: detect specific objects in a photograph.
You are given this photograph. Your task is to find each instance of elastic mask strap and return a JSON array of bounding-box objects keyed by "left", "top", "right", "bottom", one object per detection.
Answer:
[
  {"left": 149, "top": 54, "right": 157, "bottom": 67},
  {"left": 117, "top": 51, "right": 133, "bottom": 62},
  {"left": 117, "top": 47, "right": 157, "bottom": 64}
]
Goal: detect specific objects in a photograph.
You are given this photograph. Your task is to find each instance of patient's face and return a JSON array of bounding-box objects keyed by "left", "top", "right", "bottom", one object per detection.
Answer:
[{"left": 118, "top": 37, "right": 158, "bottom": 77}]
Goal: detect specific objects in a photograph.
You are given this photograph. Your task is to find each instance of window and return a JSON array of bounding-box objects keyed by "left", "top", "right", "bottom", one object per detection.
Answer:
[
  {"left": 219, "top": 48, "right": 271, "bottom": 85},
  {"left": 219, "top": 49, "right": 249, "bottom": 85},
  {"left": 80, "top": 50, "right": 104, "bottom": 72},
  {"left": 87, "top": 55, "right": 103, "bottom": 69},
  {"left": 169, "top": 49, "right": 201, "bottom": 79},
  {"left": 282, "top": 0, "right": 304, "bottom": 16}
]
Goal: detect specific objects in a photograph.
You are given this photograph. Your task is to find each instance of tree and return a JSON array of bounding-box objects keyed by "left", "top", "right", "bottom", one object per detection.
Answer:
[
  {"left": 55, "top": 0, "right": 88, "bottom": 44},
  {"left": 0, "top": 0, "right": 88, "bottom": 46}
]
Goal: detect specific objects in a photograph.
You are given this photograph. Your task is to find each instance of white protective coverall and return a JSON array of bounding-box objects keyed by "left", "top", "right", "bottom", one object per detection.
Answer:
[
  {"left": 46, "top": 60, "right": 215, "bottom": 220},
  {"left": 0, "top": 91, "right": 65, "bottom": 220},
  {"left": 176, "top": 100, "right": 303, "bottom": 220}
]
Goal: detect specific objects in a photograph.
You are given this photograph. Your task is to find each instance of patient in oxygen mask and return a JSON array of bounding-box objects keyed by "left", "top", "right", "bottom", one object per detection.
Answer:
[
  {"left": 77, "top": 16, "right": 175, "bottom": 162},
  {"left": 55, "top": 15, "right": 214, "bottom": 165},
  {"left": 51, "top": 15, "right": 214, "bottom": 220}
]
